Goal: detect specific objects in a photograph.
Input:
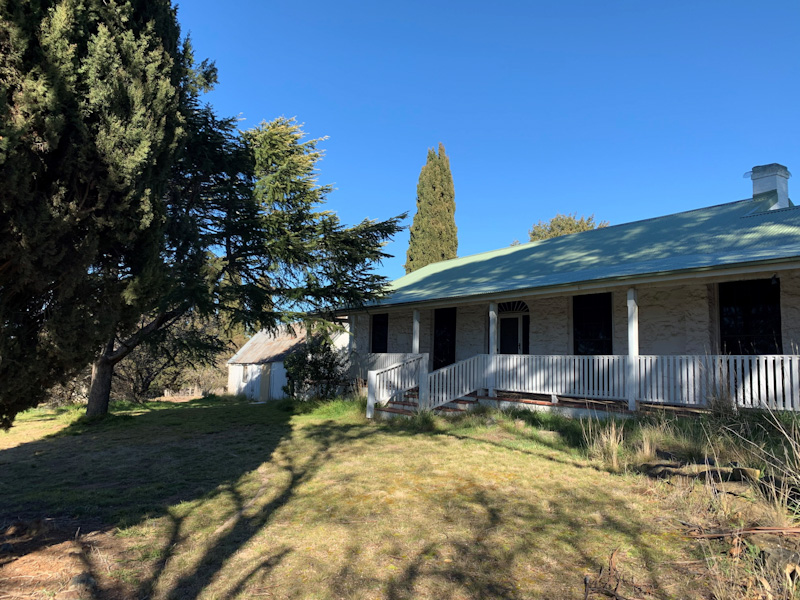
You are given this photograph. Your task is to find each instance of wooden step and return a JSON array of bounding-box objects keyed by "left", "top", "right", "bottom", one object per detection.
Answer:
[
  {"left": 388, "top": 400, "right": 419, "bottom": 408},
  {"left": 375, "top": 405, "right": 415, "bottom": 416},
  {"left": 475, "top": 395, "right": 554, "bottom": 407},
  {"left": 435, "top": 405, "right": 466, "bottom": 413}
]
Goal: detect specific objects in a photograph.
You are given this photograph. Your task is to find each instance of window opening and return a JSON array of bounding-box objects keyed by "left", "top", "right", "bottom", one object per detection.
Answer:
[
  {"left": 573, "top": 293, "right": 613, "bottom": 355},
  {"left": 719, "top": 279, "right": 782, "bottom": 354},
  {"left": 371, "top": 313, "right": 389, "bottom": 353}
]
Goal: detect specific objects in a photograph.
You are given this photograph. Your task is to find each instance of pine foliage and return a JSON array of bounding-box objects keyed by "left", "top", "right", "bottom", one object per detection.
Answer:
[
  {"left": 82, "top": 117, "right": 403, "bottom": 417},
  {"left": 405, "top": 143, "right": 457, "bottom": 274},
  {"left": 242, "top": 117, "right": 404, "bottom": 322},
  {"left": 0, "top": 4, "right": 402, "bottom": 424},
  {"left": 0, "top": 0, "right": 189, "bottom": 427},
  {"left": 528, "top": 213, "right": 609, "bottom": 242}
]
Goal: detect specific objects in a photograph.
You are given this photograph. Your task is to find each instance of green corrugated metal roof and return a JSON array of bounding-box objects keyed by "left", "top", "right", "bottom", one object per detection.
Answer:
[{"left": 378, "top": 193, "right": 800, "bottom": 307}]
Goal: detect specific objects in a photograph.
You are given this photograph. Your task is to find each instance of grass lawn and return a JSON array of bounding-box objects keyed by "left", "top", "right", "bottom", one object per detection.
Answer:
[{"left": 0, "top": 397, "right": 726, "bottom": 599}]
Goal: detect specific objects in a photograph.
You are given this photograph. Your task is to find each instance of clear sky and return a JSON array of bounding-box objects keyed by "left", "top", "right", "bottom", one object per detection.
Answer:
[{"left": 176, "top": 0, "right": 800, "bottom": 281}]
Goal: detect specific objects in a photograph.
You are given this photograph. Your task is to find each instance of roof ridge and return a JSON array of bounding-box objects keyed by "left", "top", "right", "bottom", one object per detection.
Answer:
[{"left": 401, "top": 197, "right": 756, "bottom": 275}]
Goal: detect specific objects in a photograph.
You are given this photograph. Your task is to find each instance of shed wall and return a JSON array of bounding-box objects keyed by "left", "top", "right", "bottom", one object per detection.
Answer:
[{"left": 227, "top": 363, "right": 288, "bottom": 401}]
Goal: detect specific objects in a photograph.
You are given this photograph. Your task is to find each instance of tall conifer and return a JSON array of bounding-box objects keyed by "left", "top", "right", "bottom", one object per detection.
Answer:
[
  {"left": 405, "top": 143, "right": 457, "bottom": 274},
  {"left": 0, "top": 4, "right": 403, "bottom": 425},
  {"left": 0, "top": 0, "right": 189, "bottom": 426}
]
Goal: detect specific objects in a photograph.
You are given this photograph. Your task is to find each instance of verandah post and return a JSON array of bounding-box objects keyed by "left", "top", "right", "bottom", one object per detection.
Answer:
[
  {"left": 418, "top": 357, "right": 429, "bottom": 410},
  {"left": 412, "top": 309, "right": 420, "bottom": 354},
  {"left": 366, "top": 370, "right": 377, "bottom": 419},
  {"left": 489, "top": 302, "right": 498, "bottom": 397},
  {"left": 626, "top": 287, "right": 639, "bottom": 411}
]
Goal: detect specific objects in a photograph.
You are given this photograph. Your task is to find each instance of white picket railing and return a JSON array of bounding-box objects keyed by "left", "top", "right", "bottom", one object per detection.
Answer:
[
  {"left": 365, "top": 353, "right": 800, "bottom": 417},
  {"left": 366, "top": 354, "right": 427, "bottom": 418},
  {"left": 636, "top": 355, "right": 709, "bottom": 406},
  {"left": 637, "top": 355, "right": 800, "bottom": 410},
  {"left": 424, "top": 354, "right": 488, "bottom": 411},
  {"left": 492, "top": 354, "right": 627, "bottom": 400},
  {"left": 349, "top": 352, "right": 423, "bottom": 380}
]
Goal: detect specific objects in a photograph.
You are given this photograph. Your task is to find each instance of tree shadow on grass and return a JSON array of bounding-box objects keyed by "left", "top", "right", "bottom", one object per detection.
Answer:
[
  {"left": 152, "top": 418, "right": 384, "bottom": 600},
  {"left": 0, "top": 398, "right": 302, "bottom": 598},
  {"left": 327, "top": 469, "right": 705, "bottom": 600},
  {"left": 0, "top": 401, "right": 708, "bottom": 599},
  {"left": 0, "top": 397, "right": 391, "bottom": 599}
]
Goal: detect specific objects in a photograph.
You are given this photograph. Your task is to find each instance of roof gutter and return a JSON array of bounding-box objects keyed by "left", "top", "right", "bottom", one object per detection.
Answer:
[{"left": 339, "top": 257, "right": 800, "bottom": 314}]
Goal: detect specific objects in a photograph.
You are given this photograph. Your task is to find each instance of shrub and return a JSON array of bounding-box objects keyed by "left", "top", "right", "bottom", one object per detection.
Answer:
[{"left": 283, "top": 339, "right": 347, "bottom": 400}]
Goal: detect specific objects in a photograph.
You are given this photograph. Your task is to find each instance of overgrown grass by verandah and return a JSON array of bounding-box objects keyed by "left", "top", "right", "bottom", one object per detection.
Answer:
[
  {"left": 0, "top": 394, "right": 719, "bottom": 599},
  {"left": 419, "top": 405, "right": 800, "bottom": 599},
  {"left": 569, "top": 406, "right": 800, "bottom": 478}
]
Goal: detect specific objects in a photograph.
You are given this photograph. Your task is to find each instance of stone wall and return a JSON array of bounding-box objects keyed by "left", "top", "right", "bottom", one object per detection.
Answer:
[
  {"left": 350, "top": 313, "right": 370, "bottom": 353},
  {"left": 523, "top": 295, "right": 570, "bottom": 354},
  {"left": 456, "top": 304, "right": 487, "bottom": 361},
  {"left": 387, "top": 311, "right": 412, "bottom": 352},
  {"left": 637, "top": 284, "right": 715, "bottom": 355}
]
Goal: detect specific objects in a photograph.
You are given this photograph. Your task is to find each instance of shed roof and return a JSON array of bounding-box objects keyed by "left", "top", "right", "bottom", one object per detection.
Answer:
[
  {"left": 227, "top": 325, "right": 306, "bottom": 365},
  {"left": 379, "top": 193, "right": 800, "bottom": 308}
]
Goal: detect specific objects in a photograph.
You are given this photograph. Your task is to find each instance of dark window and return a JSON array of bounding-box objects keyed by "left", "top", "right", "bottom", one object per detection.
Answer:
[
  {"left": 371, "top": 313, "right": 389, "bottom": 353},
  {"left": 573, "top": 293, "right": 613, "bottom": 355},
  {"left": 433, "top": 307, "right": 457, "bottom": 370},
  {"left": 719, "top": 279, "right": 782, "bottom": 355}
]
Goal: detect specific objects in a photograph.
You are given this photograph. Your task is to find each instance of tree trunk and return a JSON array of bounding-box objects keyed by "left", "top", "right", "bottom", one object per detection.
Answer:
[
  {"left": 84, "top": 311, "right": 181, "bottom": 417},
  {"left": 86, "top": 356, "right": 114, "bottom": 417}
]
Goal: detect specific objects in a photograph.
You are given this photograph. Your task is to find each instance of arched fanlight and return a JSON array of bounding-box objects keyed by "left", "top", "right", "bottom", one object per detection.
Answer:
[{"left": 498, "top": 301, "right": 529, "bottom": 314}]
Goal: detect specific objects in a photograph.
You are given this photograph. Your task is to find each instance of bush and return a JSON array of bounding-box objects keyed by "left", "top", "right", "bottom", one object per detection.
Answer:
[
  {"left": 283, "top": 339, "right": 347, "bottom": 400},
  {"left": 46, "top": 368, "right": 92, "bottom": 406}
]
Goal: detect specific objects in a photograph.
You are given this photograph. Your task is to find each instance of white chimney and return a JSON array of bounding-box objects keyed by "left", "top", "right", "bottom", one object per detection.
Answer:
[{"left": 749, "top": 163, "right": 791, "bottom": 209}]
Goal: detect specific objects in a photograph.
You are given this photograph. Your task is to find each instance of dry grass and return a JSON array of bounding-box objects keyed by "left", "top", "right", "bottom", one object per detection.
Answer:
[
  {"left": 581, "top": 417, "right": 625, "bottom": 472},
  {"left": 0, "top": 397, "right": 764, "bottom": 599},
  {"left": 572, "top": 409, "right": 800, "bottom": 599}
]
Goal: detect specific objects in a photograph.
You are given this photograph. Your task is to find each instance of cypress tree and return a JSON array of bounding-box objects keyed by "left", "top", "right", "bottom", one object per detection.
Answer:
[
  {"left": 405, "top": 143, "right": 457, "bottom": 274},
  {"left": 0, "top": 0, "right": 191, "bottom": 426}
]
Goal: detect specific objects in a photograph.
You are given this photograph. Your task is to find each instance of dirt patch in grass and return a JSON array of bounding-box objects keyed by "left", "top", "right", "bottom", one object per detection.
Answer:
[
  {"left": 0, "top": 398, "right": 750, "bottom": 599},
  {"left": 0, "top": 518, "right": 135, "bottom": 599}
]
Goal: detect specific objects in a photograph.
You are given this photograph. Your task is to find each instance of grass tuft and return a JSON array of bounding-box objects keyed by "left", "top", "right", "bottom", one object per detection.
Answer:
[{"left": 581, "top": 418, "right": 625, "bottom": 472}]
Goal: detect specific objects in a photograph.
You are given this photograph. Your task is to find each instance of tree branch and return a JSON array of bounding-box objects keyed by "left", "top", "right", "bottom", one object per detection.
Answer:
[{"left": 107, "top": 305, "right": 189, "bottom": 365}]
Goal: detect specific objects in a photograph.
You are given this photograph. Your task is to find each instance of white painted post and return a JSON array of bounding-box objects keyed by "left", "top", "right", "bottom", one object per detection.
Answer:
[
  {"left": 418, "top": 357, "right": 429, "bottom": 410},
  {"left": 366, "top": 370, "right": 377, "bottom": 419},
  {"left": 412, "top": 309, "right": 420, "bottom": 354},
  {"left": 626, "top": 288, "right": 639, "bottom": 412},
  {"left": 489, "top": 302, "right": 498, "bottom": 398}
]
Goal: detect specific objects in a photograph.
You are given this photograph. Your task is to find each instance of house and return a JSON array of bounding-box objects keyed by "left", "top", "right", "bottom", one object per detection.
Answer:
[
  {"left": 227, "top": 326, "right": 307, "bottom": 401},
  {"left": 228, "top": 324, "right": 351, "bottom": 401},
  {"left": 341, "top": 164, "right": 800, "bottom": 418}
]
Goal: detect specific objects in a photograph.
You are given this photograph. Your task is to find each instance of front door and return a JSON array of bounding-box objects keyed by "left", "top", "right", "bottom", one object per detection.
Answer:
[
  {"left": 498, "top": 314, "right": 530, "bottom": 354},
  {"left": 433, "top": 307, "right": 457, "bottom": 370},
  {"left": 499, "top": 317, "right": 519, "bottom": 354}
]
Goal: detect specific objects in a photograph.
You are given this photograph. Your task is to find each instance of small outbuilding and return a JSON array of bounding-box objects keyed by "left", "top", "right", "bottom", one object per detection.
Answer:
[{"left": 227, "top": 326, "right": 307, "bottom": 401}]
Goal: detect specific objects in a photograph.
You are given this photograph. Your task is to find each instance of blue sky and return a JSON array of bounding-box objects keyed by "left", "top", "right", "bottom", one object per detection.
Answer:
[{"left": 177, "top": 1, "right": 800, "bottom": 281}]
